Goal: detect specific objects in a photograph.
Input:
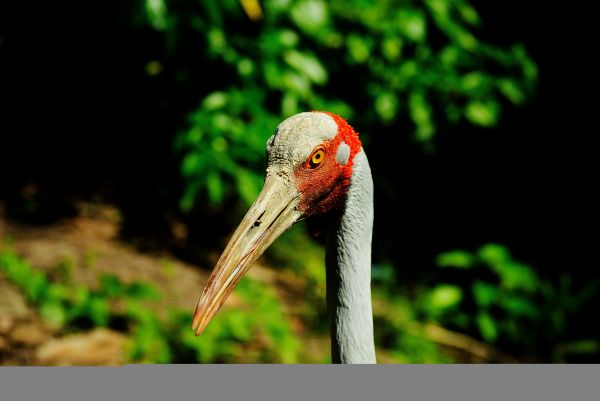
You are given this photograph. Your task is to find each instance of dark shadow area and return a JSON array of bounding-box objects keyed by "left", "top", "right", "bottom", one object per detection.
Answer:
[{"left": 0, "top": 1, "right": 596, "bottom": 362}]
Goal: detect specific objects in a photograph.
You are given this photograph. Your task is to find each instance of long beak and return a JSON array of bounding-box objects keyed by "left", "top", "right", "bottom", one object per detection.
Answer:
[{"left": 192, "top": 175, "right": 302, "bottom": 336}]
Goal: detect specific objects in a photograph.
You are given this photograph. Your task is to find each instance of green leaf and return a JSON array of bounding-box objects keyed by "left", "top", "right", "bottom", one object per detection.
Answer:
[
  {"left": 347, "top": 35, "right": 371, "bottom": 64},
  {"left": 381, "top": 37, "right": 403, "bottom": 61},
  {"left": 237, "top": 59, "right": 254, "bottom": 77},
  {"left": 461, "top": 72, "right": 489, "bottom": 94},
  {"left": 145, "top": 0, "right": 169, "bottom": 31},
  {"left": 40, "top": 301, "right": 67, "bottom": 328},
  {"left": 181, "top": 153, "right": 201, "bottom": 177},
  {"left": 282, "top": 72, "right": 310, "bottom": 96},
  {"left": 88, "top": 297, "right": 110, "bottom": 327},
  {"left": 206, "top": 171, "right": 225, "bottom": 205},
  {"left": 458, "top": 4, "right": 480, "bottom": 26},
  {"left": 202, "top": 92, "right": 229, "bottom": 110},
  {"left": 498, "top": 79, "right": 525, "bottom": 105},
  {"left": 277, "top": 30, "right": 299, "bottom": 48},
  {"left": 374, "top": 92, "right": 399, "bottom": 122},
  {"left": 437, "top": 250, "right": 474, "bottom": 269},
  {"left": 127, "top": 282, "right": 161, "bottom": 300},
  {"left": 180, "top": 180, "right": 200, "bottom": 212},
  {"left": 397, "top": 9, "right": 426, "bottom": 42},
  {"left": 45, "top": 284, "right": 68, "bottom": 303},
  {"left": 291, "top": 0, "right": 328, "bottom": 35},
  {"left": 207, "top": 28, "right": 227, "bottom": 53},
  {"left": 26, "top": 272, "right": 49, "bottom": 303},
  {"left": 100, "top": 275, "right": 125, "bottom": 298},
  {"left": 465, "top": 100, "right": 500, "bottom": 127},
  {"left": 493, "top": 261, "right": 538, "bottom": 293},
  {"left": 281, "top": 92, "right": 299, "bottom": 116},
  {"left": 476, "top": 312, "right": 498, "bottom": 342},
  {"left": 283, "top": 50, "right": 328, "bottom": 85},
  {"left": 500, "top": 295, "right": 539, "bottom": 318},
  {"left": 428, "top": 284, "right": 463, "bottom": 310},
  {"left": 478, "top": 243, "right": 510, "bottom": 264},
  {"left": 471, "top": 281, "right": 498, "bottom": 308},
  {"left": 409, "top": 91, "right": 434, "bottom": 141}
]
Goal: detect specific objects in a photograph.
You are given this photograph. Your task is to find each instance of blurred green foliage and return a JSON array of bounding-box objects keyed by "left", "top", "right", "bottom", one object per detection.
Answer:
[
  {"left": 3, "top": 237, "right": 598, "bottom": 363},
  {"left": 1, "top": 0, "right": 595, "bottom": 365},
  {"left": 142, "top": 0, "right": 536, "bottom": 210},
  {"left": 267, "top": 225, "right": 328, "bottom": 330},
  {"left": 429, "top": 244, "right": 600, "bottom": 360},
  {"left": 0, "top": 244, "right": 300, "bottom": 363},
  {"left": 172, "top": 278, "right": 300, "bottom": 363}
]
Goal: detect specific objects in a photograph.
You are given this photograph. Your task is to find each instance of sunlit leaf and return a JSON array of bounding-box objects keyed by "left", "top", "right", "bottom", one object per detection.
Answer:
[
  {"left": 465, "top": 100, "right": 499, "bottom": 127},
  {"left": 40, "top": 301, "right": 67, "bottom": 328},
  {"left": 202, "top": 92, "right": 229, "bottom": 110},
  {"left": 145, "top": 0, "right": 168, "bottom": 31},
  {"left": 291, "top": 0, "right": 328, "bottom": 35},
  {"left": 282, "top": 72, "right": 310, "bottom": 96},
  {"left": 277, "top": 30, "right": 299, "bottom": 48},
  {"left": 281, "top": 92, "right": 299, "bottom": 116},
  {"left": 428, "top": 284, "right": 463, "bottom": 310},
  {"left": 397, "top": 9, "right": 426, "bottom": 42},
  {"left": 283, "top": 50, "right": 328, "bottom": 84}
]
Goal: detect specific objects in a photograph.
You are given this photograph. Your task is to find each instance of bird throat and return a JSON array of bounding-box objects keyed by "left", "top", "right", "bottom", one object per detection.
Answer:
[{"left": 324, "top": 149, "right": 376, "bottom": 364}]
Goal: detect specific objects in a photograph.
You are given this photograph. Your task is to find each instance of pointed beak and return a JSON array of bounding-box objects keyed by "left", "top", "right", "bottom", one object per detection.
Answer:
[{"left": 192, "top": 175, "right": 302, "bottom": 336}]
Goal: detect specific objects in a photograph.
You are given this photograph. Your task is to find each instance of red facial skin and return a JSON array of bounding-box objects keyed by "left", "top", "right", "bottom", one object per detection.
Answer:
[{"left": 294, "top": 112, "right": 363, "bottom": 219}]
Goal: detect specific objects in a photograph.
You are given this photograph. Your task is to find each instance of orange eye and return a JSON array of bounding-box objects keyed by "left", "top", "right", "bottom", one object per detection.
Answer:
[{"left": 310, "top": 148, "right": 325, "bottom": 167}]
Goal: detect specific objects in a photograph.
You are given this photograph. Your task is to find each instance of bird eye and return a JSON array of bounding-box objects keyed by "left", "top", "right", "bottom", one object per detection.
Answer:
[{"left": 309, "top": 148, "right": 325, "bottom": 168}]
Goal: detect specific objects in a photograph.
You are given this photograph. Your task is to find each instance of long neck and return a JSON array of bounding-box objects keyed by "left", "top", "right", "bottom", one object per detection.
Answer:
[{"left": 325, "top": 149, "right": 376, "bottom": 364}]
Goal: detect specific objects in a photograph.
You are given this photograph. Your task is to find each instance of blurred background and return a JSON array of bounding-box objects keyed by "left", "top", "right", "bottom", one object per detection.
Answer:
[{"left": 0, "top": 0, "right": 596, "bottom": 364}]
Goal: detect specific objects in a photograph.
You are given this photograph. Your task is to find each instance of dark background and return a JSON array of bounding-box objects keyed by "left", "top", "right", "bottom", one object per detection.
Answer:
[
  {"left": 0, "top": 1, "right": 597, "bottom": 362},
  {"left": 1, "top": 2, "right": 594, "bottom": 275}
]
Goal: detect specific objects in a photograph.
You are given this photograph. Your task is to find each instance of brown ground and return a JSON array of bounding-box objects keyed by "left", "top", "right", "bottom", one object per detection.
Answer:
[
  {"left": 1, "top": 202, "right": 512, "bottom": 365},
  {"left": 0, "top": 202, "right": 329, "bottom": 365}
]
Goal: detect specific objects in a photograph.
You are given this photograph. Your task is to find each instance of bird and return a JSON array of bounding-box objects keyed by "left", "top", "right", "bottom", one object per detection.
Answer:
[{"left": 191, "top": 111, "right": 376, "bottom": 364}]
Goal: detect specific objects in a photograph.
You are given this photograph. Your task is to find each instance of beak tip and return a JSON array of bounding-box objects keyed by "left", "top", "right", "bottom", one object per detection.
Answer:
[{"left": 192, "top": 304, "right": 204, "bottom": 335}]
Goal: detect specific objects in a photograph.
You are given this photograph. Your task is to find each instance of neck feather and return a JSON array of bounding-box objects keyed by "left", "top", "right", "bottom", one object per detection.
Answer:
[{"left": 325, "top": 149, "right": 376, "bottom": 364}]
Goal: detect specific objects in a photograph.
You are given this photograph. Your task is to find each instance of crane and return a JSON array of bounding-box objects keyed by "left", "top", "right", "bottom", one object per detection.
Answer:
[{"left": 191, "top": 111, "right": 376, "bottom": 364}]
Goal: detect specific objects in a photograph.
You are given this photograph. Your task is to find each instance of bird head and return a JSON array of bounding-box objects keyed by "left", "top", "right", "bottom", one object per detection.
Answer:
[{"left": 192, "top": 111, "right": 363, "bottom": 335}]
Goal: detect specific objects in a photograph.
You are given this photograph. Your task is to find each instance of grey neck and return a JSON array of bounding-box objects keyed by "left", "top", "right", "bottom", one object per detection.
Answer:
[{"left": 325, "top": 149, "right": 376, "bottom": 364}]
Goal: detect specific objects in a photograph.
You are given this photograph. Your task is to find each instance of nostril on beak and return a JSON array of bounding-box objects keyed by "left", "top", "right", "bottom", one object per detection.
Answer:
[{"left": 253, "top": 210, "right": 266, "bottom": 228}]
